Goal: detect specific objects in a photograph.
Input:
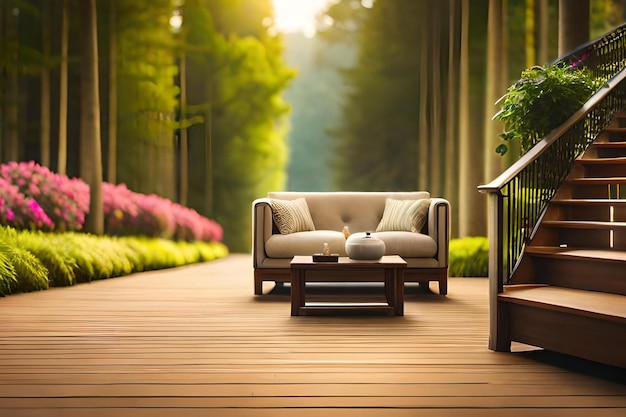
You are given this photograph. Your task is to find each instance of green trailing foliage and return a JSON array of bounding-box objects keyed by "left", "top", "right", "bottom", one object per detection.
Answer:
[
  {"left": 0, "top": 226, "right": 228, "bottom": 296},
  {"left": 11, "top": 230, "right": 77, "bottom": 287},
  {"left": 494, "top": 63, "right": 602, "bottom": 156},
  {"left": 0, "top": 228, "right": 49, "bottom": 294},
  {"left": 0, "top": 243, "right": 18, "bottom": 296},
  {"left": 449, "top": 237, "right": 489, "bottom": 277}
]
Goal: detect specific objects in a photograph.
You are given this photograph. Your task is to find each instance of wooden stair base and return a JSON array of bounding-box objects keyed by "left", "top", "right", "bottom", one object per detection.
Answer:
[{"left": 498, "top": 285, "right": 626, "bottom": 368}]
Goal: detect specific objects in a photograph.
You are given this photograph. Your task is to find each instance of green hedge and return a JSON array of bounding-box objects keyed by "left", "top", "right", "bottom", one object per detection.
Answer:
[
  {"left": 0, "top": 226, "right": 229, "bottom": 296},
  {"left": 449, "top": 236, "right": 489, "bottom": 277}
]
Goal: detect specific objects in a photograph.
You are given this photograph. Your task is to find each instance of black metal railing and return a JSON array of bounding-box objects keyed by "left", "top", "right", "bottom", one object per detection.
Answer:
[
  {"left": 478, "top": 23, "right": 626, "bottom": 287},
  {"left": 560, "top": 23, "right": 626, "bottom": 82}
]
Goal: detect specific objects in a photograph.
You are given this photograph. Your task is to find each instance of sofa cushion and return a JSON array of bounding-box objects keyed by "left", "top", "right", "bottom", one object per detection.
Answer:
[
  {"left": 265, "top": 230, "right": 347, "bottom": 258},
  {"left": 376, "top": 198, "right": 430, "bottom": 233},
  {"left": 268, "top": 191, "right": 430, "bottom": 232},
  {"left": 348, "top": 231, "right": 437, "bottom": 258},
  {"left": 270, "top": 198, "right": 315, "bottom": 234}
]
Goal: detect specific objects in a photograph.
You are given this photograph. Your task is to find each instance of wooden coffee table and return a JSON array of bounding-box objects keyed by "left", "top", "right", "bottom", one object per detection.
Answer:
[{"left": 290, "top": 255, "right": 407, "bottom": 316}]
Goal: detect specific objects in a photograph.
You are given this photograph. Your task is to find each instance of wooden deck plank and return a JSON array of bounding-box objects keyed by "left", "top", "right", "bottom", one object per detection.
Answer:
[
  {"left": 3, "top": 408, "right": 626, "bottom": 417},
  {"left": 2, "top": 395, "right": 626, "bottom": 408},
  {"left": 0, "top": 254, "right": 624, "bottom": 417}
]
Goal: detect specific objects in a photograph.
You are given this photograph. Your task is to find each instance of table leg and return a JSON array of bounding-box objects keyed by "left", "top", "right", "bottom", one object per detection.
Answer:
[
  {"left": 291, "top": 268, "right": 306, "bottom": 316},
  {"left": 385, "top": 270, "right": 392, "bottom": 304},
  {"left": 394, "top": 268, "right": 404, "bottom": 316}
]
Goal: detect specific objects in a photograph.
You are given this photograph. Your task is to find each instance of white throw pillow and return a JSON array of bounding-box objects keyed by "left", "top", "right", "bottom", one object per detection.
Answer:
[
  {"left": 376, "top": 198, "right": 430, "bottom": 233},
  {"left": 270, "top": 198, "right": 316, "bottom": 234}
]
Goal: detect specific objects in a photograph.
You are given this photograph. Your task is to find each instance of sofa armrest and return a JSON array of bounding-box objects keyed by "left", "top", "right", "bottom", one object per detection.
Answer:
[
  {"left": 427, "top": 198, "right": 450, "bottom": 268},
  {"left": 252, "top": 198, "right": 275, "bottom": 269}
]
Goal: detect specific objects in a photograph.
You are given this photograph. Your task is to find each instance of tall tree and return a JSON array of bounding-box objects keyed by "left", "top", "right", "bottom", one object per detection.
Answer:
[
  {"left": 536, "top": 0, "right": 549, "bottom": 65},
  {"left": 484, "top": 0, "right": 507, "bottom": 183},
  {"left": 429, "top": 2, "right": 443, "bottom": 198},
  {"left": 2, "top": 1, "right": 20, "bottom": 162},
  {"left": 458, "top": 0, "right": 475, "bottom": 237},
  {"left": 445, "top": 0, "right": 461, "bottom": 234},
  {"left": 79, "top": 0, "right": 103, "bottom": 234},
  {"left": 40, "top": 0, "right": 51, "bottom": 167},
  {"left": 107, "top": 0, "right": 118, "bottom": 183},
  {"left": 559, "top": 0, "right": 590, "bottom": 55},
  {"left": 173, "top": 5, "right": 189, "bottom": 206},
  {"left": 418, "top": 1, "right": 430, "bottom": 192},
  {"left": 116, "top": 0, "right": 178, "bottom": 200},
  {"left": 525, "top": 0, "right": 535, "bottom": 67},
  {"left": 57, "top": 0, "right": 69, "bottom": 175}
]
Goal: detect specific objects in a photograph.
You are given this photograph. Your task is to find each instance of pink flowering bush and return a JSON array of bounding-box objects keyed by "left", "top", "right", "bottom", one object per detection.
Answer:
[
  {"left": 0, "top": 177, "right": 54, "bottom": 230},
  {"left": 0, "top": 161, "right": 88, "bottom": 231},
  {"left": 0, "top": 161, "right": 223, "bottom": 243},
  {"left": 102, "top": 183, "right": 223, "bottom": 242}
]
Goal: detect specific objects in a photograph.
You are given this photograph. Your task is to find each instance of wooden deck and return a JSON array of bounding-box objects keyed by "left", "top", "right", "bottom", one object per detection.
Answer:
[{"left": 0, "top": 254, "right": 624, "bottom": 417}]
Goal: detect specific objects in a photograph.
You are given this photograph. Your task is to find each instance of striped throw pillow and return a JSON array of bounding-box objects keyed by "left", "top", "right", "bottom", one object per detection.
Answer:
[
  {"left": 375, "top": 198, "right": 430, "bottom": 233},
  {"left": 270, "top": 198, "right": 316, "bottom": 234}
]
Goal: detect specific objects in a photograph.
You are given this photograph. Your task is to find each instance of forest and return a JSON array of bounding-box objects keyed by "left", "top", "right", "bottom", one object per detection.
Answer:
[{"left": 1, "top": 0, "right": 624, "bottom": 252}]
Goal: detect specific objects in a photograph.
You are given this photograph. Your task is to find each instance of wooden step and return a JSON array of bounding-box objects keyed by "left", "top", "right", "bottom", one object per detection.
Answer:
[
  {"left": 551, "top": 198, "right": 626, "bottom": 205},
  {"left": 588, "top": 141, "right": 626, "bottom": 157},
  {"left": 602, "top": 127, "right": 626, "bottom": 140},
  {"left": 592, "top": 140, "right": 626, "bottom": 148},
  {"left": 541, "top": 220, "right": 626, "bottom": 229},
  {"left": 521, "top": 246, "right": 626, "bottom": 294},
  {"left": 601, "top": 126, "right": 626, "bottom": 132},
  {"left": 577, "top": 156, "right": 626, "bottom": 164},
  {"left": 499, "top": 285, "right": 626, "bottom": 322},
  {"left": 497, "top": 285, "right": 626, "bottom": 368},
  {"left": 575, "top": 157, "right": 626, "bottom": 177},
  {"left": 566, "top": 177, "right": 626, "bottom": 185},
  {"left": 525, "top": 245, "right": 626, "bottom": 262}
]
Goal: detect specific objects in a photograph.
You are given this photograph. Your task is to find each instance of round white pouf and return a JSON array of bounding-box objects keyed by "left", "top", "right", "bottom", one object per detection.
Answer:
[{"left": 345, "top": 231, "right": 386, "bottom": 260}]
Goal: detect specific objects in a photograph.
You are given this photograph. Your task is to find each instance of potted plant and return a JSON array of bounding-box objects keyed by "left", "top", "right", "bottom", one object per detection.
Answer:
[{"left": 493, "top": 62, "right": 601, "bottom": 156}]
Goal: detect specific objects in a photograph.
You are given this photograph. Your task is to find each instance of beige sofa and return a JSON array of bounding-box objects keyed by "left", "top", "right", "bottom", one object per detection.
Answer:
[{"left": 252, "top": 191, "right": 450, "bottom": 295}]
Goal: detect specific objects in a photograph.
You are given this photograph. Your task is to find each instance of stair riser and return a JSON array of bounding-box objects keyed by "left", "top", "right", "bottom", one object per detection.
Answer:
[
  {"left": 528, "top": 257, "right": 626, "bottom": 295},
  {"left": 547, "top": 205, "right": 626, "bottom": 222},
  {"left": 533, "top": 227, "right": 626, "bottom": 249},
  {"left": 579, "top": 164, "right": 626, "bottom": 177},
  {"left": 502, "top": 301, "right": 626, "bottom": 368},
  {"left": 595, "top": 147, "right": 626, "bottom": 158},
  {"left": 608, "top": 130, "right": 626, "bottom": 140},
  {"left": 570, "top": 185, "right": 626, "bottom": 199}
]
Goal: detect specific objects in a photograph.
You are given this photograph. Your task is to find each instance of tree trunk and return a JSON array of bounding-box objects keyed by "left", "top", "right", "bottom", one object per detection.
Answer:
[
  {"left": 205, "top": 79, "right": 214, "bottom": 217},
  {"left": 40, "top": 0, "right": 51, "bottom": 167},
  {"left": 536, "top": 0, "right": 549, "bottom": 65},
  {"left": 484, "top": 0, "right": 506, "bottom": 184},
  {"left": 559, "top": 0, "right": 590, "bottom": 55},
  {"left": 57, "top": 0, "right": 69, "bottom": 175},
  {"left": 107, "top": 0, "right": 118, "bottom": 183},
  {"left": 418, "top": 2, "right": 430, "bottom": 191},
  {"left": 458, "top": 0, "right": 484, "bottom": 237},
  {"left": 79, "top": 0, "right": 104, "bottom": 235},
  {"left": 445, "top": 0, "right": 460, "bottom": 237},
  {"left": 3, "top": 3, "right": 19, "bottom": 162},
  {"left": 429, "top": 3, "right": 442, "bottom": 197},
  {"left": 526, "top": 0, "right": 535, "bottom": 67},
  {"left": 0, "top": 3, "right": 3, "bottom": 162},
  {"left": 179, "top": 49, "right": 189, "bottom": 206}
]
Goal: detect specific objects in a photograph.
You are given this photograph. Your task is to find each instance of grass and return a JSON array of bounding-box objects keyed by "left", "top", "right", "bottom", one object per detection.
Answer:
[
  {"left": 0, "top": 226, "right": 229, "bottom": 296},
  {"left": 449, "top": 236, "right": 489, "bottom": 277}
]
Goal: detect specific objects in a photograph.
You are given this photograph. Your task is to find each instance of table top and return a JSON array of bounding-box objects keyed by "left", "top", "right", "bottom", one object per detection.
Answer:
[{"left": 291, "top": 255, "right": 406, "bottom": 268}]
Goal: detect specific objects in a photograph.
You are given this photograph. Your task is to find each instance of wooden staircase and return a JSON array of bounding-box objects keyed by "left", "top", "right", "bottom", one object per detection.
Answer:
[{"left": 496, "top": 113, "right": 626, "bottom": 369}]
